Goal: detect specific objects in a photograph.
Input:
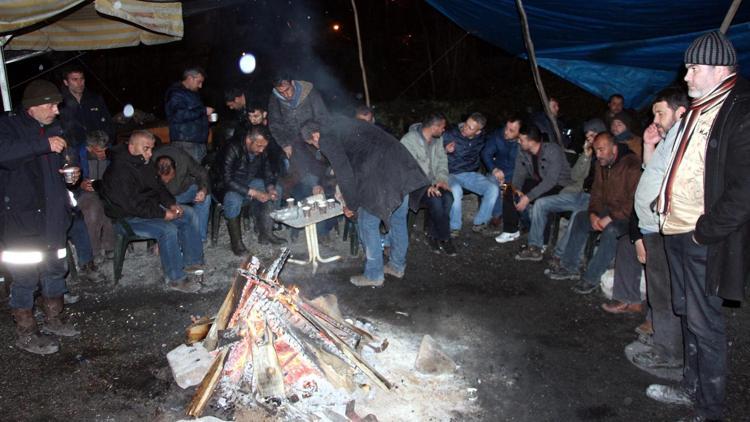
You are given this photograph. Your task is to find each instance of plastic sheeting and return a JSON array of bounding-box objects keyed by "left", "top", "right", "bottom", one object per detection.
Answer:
[{"left": 427, "top": 0, "right": 750, "bottom": 107}]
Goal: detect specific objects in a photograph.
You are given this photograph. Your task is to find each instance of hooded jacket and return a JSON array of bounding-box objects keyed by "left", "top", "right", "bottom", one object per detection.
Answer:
[
  {"left": 318, "top": 116, "right": 429, "bottom": 225},
  {"left": 511, "top": 141, "right": 573, "bottom": 201},
  {"left": 0, "top": 112, "right": 72, "bottom": 250},
  {"left": 100, "top": 144, "right": 175, "bottom": 220},
  {"left": 164, "top": 82, "right": 209, "bottom": 144},
  {"left": 588, "top": 144, "right": 641, "bottom": 222},
  {"left": 152, "top": 145, "right": 210, "bottom": 197},
  {"left": 399, "top": 123, "right": 450, "bottom": 185}
]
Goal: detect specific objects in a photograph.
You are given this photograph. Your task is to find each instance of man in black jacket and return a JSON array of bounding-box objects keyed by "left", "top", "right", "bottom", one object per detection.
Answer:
[
  {"left": 58, "top": 67, "right": 114, "bottom": 148},
  {"left": 165, "top": 67, "right": 214, "bottom": 163},
  {"left": 215, "top": 125, "right": 285, "bottom": 255},
  {"left": 0, "top": 79, "right": 80, "bottom": 355},
  {"left": 648, "top": 31, "right": 750, "bottom": 421},
  {"left": 300, "top": 117, "right": 429, "bottom": 287},
  {"left": 100, "top": 131, "right": 204, "bottom": 293}
]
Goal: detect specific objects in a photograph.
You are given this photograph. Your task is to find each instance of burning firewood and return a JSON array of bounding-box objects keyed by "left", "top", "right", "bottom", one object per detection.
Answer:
[{"left": 186, "top": 248, "right": 391, "bottom": 419}]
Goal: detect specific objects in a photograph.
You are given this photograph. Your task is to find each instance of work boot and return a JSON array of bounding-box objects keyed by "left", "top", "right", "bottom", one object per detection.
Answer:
[
  {"left": 226, "top": 216, "right": 248, "bottom": 256},
  {"left": 41, "top": 296, "right": 80, "bottom": 337},
  {"left": 78, "top": 261, "right": 106, "bottom": 283},
  {"left": 12, "top": 308, "right": 59, "bottom": 355},
  {"left": 256, "top": 204, "right": 286, "bottom": 245}
]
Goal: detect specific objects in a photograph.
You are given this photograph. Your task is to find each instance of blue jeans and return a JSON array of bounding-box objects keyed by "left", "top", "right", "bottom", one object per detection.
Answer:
[
  {"left": 171, "top": 141, "right": 207, "bottom": 164},
  {"left": 528, "top": 192, "right": 590, "bottom": 249},
  {"left": 223, "top": 178, "right": 267, "bottom": 219},
  {"left": 449, "top": 172, "right": 499, "bottom": 229},
  {"left": 357, "top": 196, "right": 409, "bottom": 281},
  {"left": 8, "top": 254, "right": 68, "bottom": 309},
  {"left": 125, "top": 206, "right": 203, "bottom": 283},
  {"left": 560, "top": 212, "right": 627, "bottom": 284},
  {"left": 174, "top": 184, "right": 211, "bottom": 242},
  {"left": 69, "top": 210, "right": 93, "bottom": 266}
]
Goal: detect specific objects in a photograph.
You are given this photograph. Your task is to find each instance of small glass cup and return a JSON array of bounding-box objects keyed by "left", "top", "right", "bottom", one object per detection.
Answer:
[
  {"left": 302, "top": 206, "right": 312, "bottom": 218},
  {"left": 61, "top": 166, "right": 79, "bottom": 184},
  {"left": 318, "top": 200, "right": 328, "bottom": 214},
  {"left": 286, "top": 198, "right": 295, "bottom": 209}
]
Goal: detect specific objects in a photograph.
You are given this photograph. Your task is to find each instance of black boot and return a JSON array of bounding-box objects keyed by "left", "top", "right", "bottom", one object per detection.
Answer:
[
  {"left": 256, "top": 203, "right": 286, "bottom": 245},
  {"left": 226, "top": 217, "right": 248, "bottom": 256}
]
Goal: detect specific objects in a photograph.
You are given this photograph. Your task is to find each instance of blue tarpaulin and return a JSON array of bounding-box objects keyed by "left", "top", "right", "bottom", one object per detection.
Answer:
[{"left": 427, "top": 0, "right": 750, "bottom": 108}]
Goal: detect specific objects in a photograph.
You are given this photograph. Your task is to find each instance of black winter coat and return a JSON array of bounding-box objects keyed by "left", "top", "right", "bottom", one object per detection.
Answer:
[
  {"left": 59, "top": 88, "right": 114, "bottom": 148},
  {"left": 318, "top": 116, "right": 429, "bottom": 225},
  {"left": 212, "top": 138, "right": 275, "bottom": 202},
  {"left": 694, "top": 76, "right": 750, "bottom": 302},
  {"left": 100, "top": 145, "right": 175, "bottom": 220},
  {"left": 165, "top": 82, "right": 209, "bottom": 144},
  {"left": 0, "top": 112, "right": 72, "bottom": 250}
]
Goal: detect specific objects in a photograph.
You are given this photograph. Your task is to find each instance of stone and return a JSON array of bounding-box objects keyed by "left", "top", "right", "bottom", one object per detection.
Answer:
[
  {"left": 167, "top": 342, "right": 214, "bottom": 389},
  {"left": 415, "top": 335, "right": 456, "bottom": 374}
]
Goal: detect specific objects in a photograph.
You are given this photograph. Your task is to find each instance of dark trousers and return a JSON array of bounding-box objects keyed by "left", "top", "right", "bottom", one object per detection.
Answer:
[
  {"left": 665, "top": 232, "right": 725, "bottom": 420},
  {"left": 420, "top": 189, "right": 453, "bottom": 241},
  {"left": 643, "top": 233, "right": 683, "bottom": 363},
  {"left": 503, "top": 180, "right": 561, "bottom": 233},
  {"left": 612, "top": 236, "right": 642, "bottom": 303},
  {"left": 8, "top": 256, "right": 68, "bottom": 309}
]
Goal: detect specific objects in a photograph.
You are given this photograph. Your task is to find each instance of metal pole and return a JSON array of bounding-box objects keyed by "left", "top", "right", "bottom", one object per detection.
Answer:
[
  {"left": 350, "top": 0, "right": 370, "bottom": 106},
  {"left": 1, "top": 36, "right": 12, "bottom": 112},
  {"left": 720, "top": 0, "right": 743, "bottom": 34},
  {"left": 515, "top": 0, "right": 563, "bottom": 146}
]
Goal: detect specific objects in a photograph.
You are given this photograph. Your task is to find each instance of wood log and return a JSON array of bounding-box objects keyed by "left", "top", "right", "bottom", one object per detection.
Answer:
[
  {"left": 204, "top": 256, "right": 252, "bottom": 351},
  {"left": 186, "top": 348, "right": 228, "bottom": 417},
  {"left": 252, "top": 322, "right": 286, "bottom": 399}
]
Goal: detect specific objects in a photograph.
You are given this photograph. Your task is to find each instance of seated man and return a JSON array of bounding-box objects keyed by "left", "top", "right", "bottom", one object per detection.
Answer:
[
  {"left": 214, "top": 125, "right": 285, "bottom": 255},
  {"left": 495, "top": 123, "right": 572, "bottom": 244},
  {"left": 153, "top": 144, "right": 212, "bottom": 242},
  {"left": 400, "top": 112, "right": 456, "bottom": 255},
  {"left": 514, "top": 119, "right": 603, "bottom": 260},
  {"left": 443, "top": 112, "right": 499, "bottom": 236},
  {"left": 547, "top": 133, "right": 641, "bottom": 294},
  {"left": 531, "top": 97, "right": 572, "bottom": 146},
  {"left": 481, "top": 114, "right": 522, "bottom": 228},
  {"left": 77, "top": 130, "right": 115, "bottom": 262},
  {"left": 300, "top": 117, "right": 429, "bottom": 287},
  {"left": 101, "top": 130, "right": 204, "bottom": 293}
]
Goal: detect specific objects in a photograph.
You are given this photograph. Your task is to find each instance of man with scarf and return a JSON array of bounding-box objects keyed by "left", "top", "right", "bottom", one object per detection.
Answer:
[{"left": 646, "top": 32, "right": 750, "bottom": 421}]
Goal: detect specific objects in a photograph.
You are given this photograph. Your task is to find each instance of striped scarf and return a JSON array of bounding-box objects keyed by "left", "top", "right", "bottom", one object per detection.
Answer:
[{"left": 656, "top": 73, "right": 736, "bottom": 217}]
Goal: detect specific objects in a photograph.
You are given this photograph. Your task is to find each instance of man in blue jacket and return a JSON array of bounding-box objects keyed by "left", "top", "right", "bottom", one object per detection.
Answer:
[
  {"left": 165, "top": 67, "right": 214, "bottom": 163},
  {"left": 443, "top": 112, "right": 499, "bottom": 237},
  {"left": 481, "top": 114, "right": 522, "bottom": 228},
  {"left": 1, "top": 79, "right": 81, "bottom": 355}
]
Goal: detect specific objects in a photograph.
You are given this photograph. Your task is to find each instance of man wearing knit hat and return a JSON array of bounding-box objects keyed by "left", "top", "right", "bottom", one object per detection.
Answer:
[
  {"left": 0, "top": 79, "right": 80, "bottom": 355},
  {"left": 647, "top": 31, "right": 750, "bottom": 421},
  {"left": 610, "top": 111, "right": 643, "bottom": 160}
]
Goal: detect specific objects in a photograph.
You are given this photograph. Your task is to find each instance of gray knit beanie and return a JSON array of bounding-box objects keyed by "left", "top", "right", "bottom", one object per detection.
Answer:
[
  {"left": 583, "top": 118, "right": 607, "bottom": 135},
  {"left": 684, "top": 31, "right": 737, "bottom": 66}
]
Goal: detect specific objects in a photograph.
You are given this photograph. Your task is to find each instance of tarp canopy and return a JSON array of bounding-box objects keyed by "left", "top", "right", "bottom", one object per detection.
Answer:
[
  {"left": 427, "top": 0, "right": 750, "bottom": 108},
  {"left": 1, "top": 0, "right": 183, "bottom": 50}
]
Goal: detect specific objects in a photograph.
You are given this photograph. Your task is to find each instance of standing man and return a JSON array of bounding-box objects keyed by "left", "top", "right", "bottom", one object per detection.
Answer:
[
  {"left": 648, "top": 31, "right": 750, "bottom": 421},
  {"left": 400, "top": 112, "right": 456, "bottom": 255},
  {"left": 0, "top": 79, "right": 80, "bottom": 355},
  {"left": 481, "top": 114, "right": 523, "bottom": 229},
  {"left": 300, "top": 117, "right": 429, "bottom": 287},
  {"left": 443, "top": 112, "right": 499, "bottom": 236},
  {"left": 58, "top": 67, "right": 114, "bottom": 148},
  {"left": 165, "top": 67, "right": 214, "bottom": 163}
]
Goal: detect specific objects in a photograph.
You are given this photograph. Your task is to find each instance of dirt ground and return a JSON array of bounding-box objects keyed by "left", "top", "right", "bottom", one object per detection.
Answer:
[{"left": 0, "top": 204, "right": 748, "bottom": 422}]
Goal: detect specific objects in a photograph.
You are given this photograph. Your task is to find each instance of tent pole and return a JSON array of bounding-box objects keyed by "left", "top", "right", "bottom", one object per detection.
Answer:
[
  {"left": 720, "top": 0, "right": 743, "bottom": 33},
  {"left": 351, "top": 0, "right": 370, "bottom": 107},
  {"left": 515, "top": 0, "right": 563, "bottom": 147},
  {"left": 1, "top": 36, "right": 12, "bottom": 112}
]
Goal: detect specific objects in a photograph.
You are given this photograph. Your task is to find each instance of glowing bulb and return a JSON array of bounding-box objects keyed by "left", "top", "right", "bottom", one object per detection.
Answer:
[
  {"left": 332, "top": 24, "right": 340, "bottom": 31},
  {"left": 239, "top": 53, "right": 256, "bottom": 74},
  {"left": 123, "top": 104, "right": 134, "bottom": 118}
]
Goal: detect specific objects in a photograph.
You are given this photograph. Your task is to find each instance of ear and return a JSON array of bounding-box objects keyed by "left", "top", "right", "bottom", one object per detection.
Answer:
[{"left": 676, "top": 106, "right": 687, "bottom": 119}]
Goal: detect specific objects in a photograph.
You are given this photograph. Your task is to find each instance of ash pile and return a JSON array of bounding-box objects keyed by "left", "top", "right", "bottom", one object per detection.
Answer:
[{"left": 177, "top": 248, "right": 394, "bottom": 421}]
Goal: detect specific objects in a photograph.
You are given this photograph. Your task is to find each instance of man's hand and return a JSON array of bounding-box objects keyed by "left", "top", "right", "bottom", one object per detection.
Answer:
[
  {"left": 49, "top": 136, "right": 66, "bottom": 153},
  {"left": 515, "top": 195, "right": 530, "bottom": 212},
  {"left": 267, "top": 186, "right": 279, "bottom": 201},
  {"left": 312, "top": 185, "right": 324, "bottom": 195},
  {"left": 445, "top": 141, "right": 456, "bottom": 154},
  {"left": 248, "top": 189, "right": 270, "bottom": 203},
  {"left": 435, "top": 181, "right": 449, "bottom": 191},
  {"left": 598, "top": 215, "right": 612, "bottom": 230},
  {"left": 427, "top": 185, "right": 442, "bottom": 197},
  {"left": 164, "top": 209, "right": 179, "bottom": 221},
  {"left": 194, "top": 189, "right": 207, "bottom": 203},
  {"left": 590, "top": 213, "right": 603, "bottom": 231},
  {"left": 206, "top": 107, "right": 215, "bottom": 116},
  {"left": 492, "top": 168, "right": 505, "bottom": 184},
  {"left": 343, "top": 206, "right": 355, "bottom": 219},
  {"left": 643, "top": 123, "right": 661, "bottom": 146},
  {"left": 583, "top": 138, "right": 594, "bottom": 157},
  {"left": 635, "top": 239, "right": 647, "bottom": 264},
  {"left": 81, "top": 179, "right": 95, "bottom": 192},
  {"left": 283, "top": 145, "right": 293, "bottom": 158}
]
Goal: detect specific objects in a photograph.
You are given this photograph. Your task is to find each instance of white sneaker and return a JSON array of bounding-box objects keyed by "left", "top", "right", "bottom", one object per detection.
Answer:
[{"left": 495, "top": 231, "right": 520, "bottom": 244}]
